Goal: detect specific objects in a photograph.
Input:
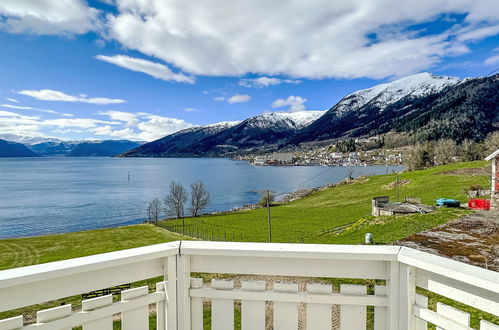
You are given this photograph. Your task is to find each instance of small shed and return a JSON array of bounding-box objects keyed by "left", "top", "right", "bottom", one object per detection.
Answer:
[
  {"left": 485, "top": 149, "right": 499, "bottom": 209},
  {"left": 372, "top": 196, "right": 433, "bottom": 216}
]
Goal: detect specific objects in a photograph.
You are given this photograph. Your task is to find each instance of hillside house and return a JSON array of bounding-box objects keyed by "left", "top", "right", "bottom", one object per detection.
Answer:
[{"left": 485, "top": 149, "right": 499, "bottom": 210}]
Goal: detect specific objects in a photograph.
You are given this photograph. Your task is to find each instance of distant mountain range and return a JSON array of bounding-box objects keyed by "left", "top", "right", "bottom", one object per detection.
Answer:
[
  {"left": 0, "top": 137, "right": 141, "bottom": 157},
  {"left": 122, "top": 111, "right": 324, "bottom": 157},
  {"left": 0, "top": 139, "right": 38, "bottom": 157},
  {"left": 123, "top": 72, "right": 499, "bottom": 157}
]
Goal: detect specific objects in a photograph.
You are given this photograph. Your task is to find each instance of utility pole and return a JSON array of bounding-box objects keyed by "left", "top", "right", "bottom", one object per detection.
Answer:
[
  {"left": 267, "top": 190, "right": 272, "bottom": 242},
  {"left": 396, "top": 173, "right": 400, "bottom": 202}
]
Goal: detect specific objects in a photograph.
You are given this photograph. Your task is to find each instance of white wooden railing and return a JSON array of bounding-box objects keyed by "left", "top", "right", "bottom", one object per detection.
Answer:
[{"left": 0, "top": 241, "right": 498, "bottom": 329}]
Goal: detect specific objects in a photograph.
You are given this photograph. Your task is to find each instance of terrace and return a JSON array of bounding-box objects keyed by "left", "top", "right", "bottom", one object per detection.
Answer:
[{"left": 0, "top": 241, "right": 498, "bottom": 329}]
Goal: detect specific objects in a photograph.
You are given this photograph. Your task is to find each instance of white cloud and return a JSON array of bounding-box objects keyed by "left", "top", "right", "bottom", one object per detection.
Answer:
[
  {"left": 105, "top": 0, "right": 499, "bottom": 80},
  {"left": 213, "top": 97, "right": 225, "bottom": 102},
  {"left": 98, "top": 110, "right": 138, "bottom": 127},
  {"left": 17, "top": 89, "right": 126, "bottom": 105},
  {"left": 227, "top": 94, "right": 251, "bottom": 104},
  {"left": 183, "top": 108, "right": 199, "bottom": 112},
  {"left": 1, "top": 103, "right": 73, "bottom": 117},
  {"left": 484, "top": 54, "right": 499, "bottom": 66},
  {"left": 272, "top": 95, "right": 307, "bottom": 112},
  {"left": 239, "top": 77, "right": 301, "bottom": 88},
  {"left": 6, "top": 98, "right": 19, "bottom": 103},
  {"left": 95, "top": 55, "right": 195, "bottom": 83},
  {"left": 0, "top": 0, "right": 100, "bottom": 35},
  {"left": 96, "top": 110, "right": 193, "bottom": 141},
  {"left": 0, "top": 107, "right": 192, "bottom": 142}
]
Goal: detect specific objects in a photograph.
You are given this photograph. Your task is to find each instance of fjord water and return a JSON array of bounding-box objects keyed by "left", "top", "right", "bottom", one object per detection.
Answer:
[{"left": 0, "top": 158, "right": 402, "bottom": 239}]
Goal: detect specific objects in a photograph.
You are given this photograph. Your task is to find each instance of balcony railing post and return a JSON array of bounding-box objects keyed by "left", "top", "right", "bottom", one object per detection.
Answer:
[
  {"left": 176, "top": 254, "right": 192, "bottom": 329},
  {"left": 386, "top": 261, "right": 399, "bottom": 330},
  {"left": 398, "top": 264, "right": 416, "bottom": 330},
  {"left": 166, "top": 255, "right": 177, "bottom": 330}
]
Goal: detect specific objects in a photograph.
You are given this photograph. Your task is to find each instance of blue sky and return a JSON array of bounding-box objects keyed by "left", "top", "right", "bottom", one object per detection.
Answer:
[{"left": 0, "top": 0, "right": 498, "bottom": 141}]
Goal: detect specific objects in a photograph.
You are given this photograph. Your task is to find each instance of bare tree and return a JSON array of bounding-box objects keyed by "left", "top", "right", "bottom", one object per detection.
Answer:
[
  {"left": 147, "top": 198, "right": 162, "bottom": 225},
  {"left": 434, "top": 139, "right": 458, "bottom": 165},
  {"left": 164, "top": 182, "right": 188, "bottom": 219},
  {"left": 189, "top": 181, "right": 210, "bottom": 217}
]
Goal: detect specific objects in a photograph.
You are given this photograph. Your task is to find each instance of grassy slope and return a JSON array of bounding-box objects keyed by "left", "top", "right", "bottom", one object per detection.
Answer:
[
  {"left": 163, "top": 161, "right": 488, "bottom": 244},
  {"left": 0, "top": 224, "right": 188, "bottom": 270}
]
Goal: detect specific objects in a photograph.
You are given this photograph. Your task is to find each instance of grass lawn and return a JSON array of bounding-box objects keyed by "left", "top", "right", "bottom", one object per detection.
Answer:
[
  {"left": 0, "top": 224, "right": 189, "bottom": 270},
  {"left": 162, "top": 161, "right": 489, "bottom": 244}
]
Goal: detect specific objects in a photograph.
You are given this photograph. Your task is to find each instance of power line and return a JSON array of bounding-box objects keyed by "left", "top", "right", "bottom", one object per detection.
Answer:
[
  {"left": 485, "top": 66, "right": 499, "bottom": 77},
  {"left": 277, "top": 166, "right": 337, "bottom": 197}
]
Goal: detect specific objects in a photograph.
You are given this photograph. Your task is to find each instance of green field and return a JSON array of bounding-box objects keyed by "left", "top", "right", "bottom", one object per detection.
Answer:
[
  {"left": 0, "top": 225, "right": 189, "bottom": 271},
  {"left": 161, "top": 161, "right": 488, "bottom": 244}
]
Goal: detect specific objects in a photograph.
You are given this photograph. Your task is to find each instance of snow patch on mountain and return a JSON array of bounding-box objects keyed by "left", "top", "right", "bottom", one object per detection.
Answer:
[
  {"left": 244, "top": 111, "right": 325, "bottom": 130},
  {"left": 333, "top": 72, "right": 461, "bottom": 116}
]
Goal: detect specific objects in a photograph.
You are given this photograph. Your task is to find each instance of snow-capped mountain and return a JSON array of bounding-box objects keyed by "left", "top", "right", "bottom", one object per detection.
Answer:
[
  {"left": 122, "top": 112, "right": 324, "bottom": 157},
  {"left": 333, "top": 72, "right": 461, "bottom": 117},
  {"left": 122, "top": 72, "right": 498, "bottom": 157},
  {"left": 0, "top": 134, "right": 64, "bottom": 145},
  {"left": 293, "top": 73, "right": 497, "bottom": 144},
  {"left": 244, "top": 111, "right": 325, "bottom": 130},
  {"left": 121, "top": 120, "right": 242, "bottom": 157}
]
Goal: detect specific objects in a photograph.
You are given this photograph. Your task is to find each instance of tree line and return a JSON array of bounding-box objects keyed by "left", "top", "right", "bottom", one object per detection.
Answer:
[
  {"left": 404, "top": 131, "right": 499, "bottom": 171},
  {"left": 147, "top": 180, "right": 210, "bottom": 224}
]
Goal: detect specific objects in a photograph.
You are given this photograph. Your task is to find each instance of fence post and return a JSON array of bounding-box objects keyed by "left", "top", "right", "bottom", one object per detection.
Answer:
[{"left": 399, "top": 264, "right": 416, "bottom": 330}]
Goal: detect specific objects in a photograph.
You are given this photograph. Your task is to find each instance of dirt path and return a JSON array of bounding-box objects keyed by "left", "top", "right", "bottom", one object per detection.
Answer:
[{"left": 397, "top": 211, "right": 499, "bottom": 271}]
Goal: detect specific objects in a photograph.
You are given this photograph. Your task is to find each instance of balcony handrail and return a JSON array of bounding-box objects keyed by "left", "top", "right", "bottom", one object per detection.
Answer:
[{"left": 0, "top": 240, "right": 498, "bottom": 329}]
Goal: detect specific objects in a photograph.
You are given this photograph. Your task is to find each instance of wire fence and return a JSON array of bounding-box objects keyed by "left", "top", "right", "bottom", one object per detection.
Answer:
[{"left": 157, "top": 222, "right": 252, "bottom": 242}]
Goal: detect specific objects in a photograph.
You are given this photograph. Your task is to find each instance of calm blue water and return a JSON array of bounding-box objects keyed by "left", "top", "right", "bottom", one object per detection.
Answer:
[{"left": 0, "top": 158, "right": 402, "bottom": 239}]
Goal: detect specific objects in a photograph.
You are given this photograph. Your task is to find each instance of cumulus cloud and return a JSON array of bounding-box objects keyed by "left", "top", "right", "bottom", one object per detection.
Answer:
[
  {"left": 1, "top": 103, "right": 73, "bottom": 117},
  {"left": 213, "top": 97, "right": 226, "bottom": 102},
  {"left": 95, "top": 55, "right": 195, "bottom": 83},
  {"left": 227, "top": 94, "right": 251, "bottom": 104},
  {"left": 0, "top": 108, "right": 192, "bottom": 142},
  {"left": 239, "top": 77, "right": 301, "bottom": 88},
  {"left": 17, "top": 89, "right": 126, "bottom": 105},
  {"left": 105, "top": 0, "right": 499, "bottom": 80},
  {"left": 0, "top": 0, "right": 100, "bottom": 35},
  {"left": 97, "top": 110, "right": 193, "bottom": 141},
  {"left": 272, "top": 96, "right": 307, "bottom": 112}
]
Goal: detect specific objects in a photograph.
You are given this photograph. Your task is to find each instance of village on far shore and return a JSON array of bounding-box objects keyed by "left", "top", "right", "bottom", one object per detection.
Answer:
[{"left": 236, "top": 137, "right": 405, "bottom": 166}]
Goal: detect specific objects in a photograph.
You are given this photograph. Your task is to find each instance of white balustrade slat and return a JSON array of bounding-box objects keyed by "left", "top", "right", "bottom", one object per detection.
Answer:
[
  {"left": 306, "top": 283, "right": 332, "bottom": 330},
  {"left": 340, "top": 284, "right": 367, "bottom": 330},
  {"left": 413, "top": 305, "right": 473, "bottom": 330},
  {"left": 481, "top": 320, "right": 499, "bottom": 329},
  {"left": 0, "top": 316, "right": 23, "bottom": 330},
  {"left": 374, "top": 285, "right": 387, "bottom": 330},
  {"left": 190, "top": 278, "right": 204, "bottom": 330},
  {"left": 82, "top": 294, "right": 113, "bottom": 330},
  {"left": 36, "top": 304, "right": 72, "bottom": 330},
  {"left": 436, "top": 302, "right": 470, "bottom": 330},
  {"left": 211, "top": 279, "right": 235, "bottom": 330},
  {"left": 156, "top": 282, "right": 166, "bottom": 330},
  {"left": 273, "top": 282, "right": 299, "bottom": 330},
  {"left": 415, "top": 294, "right": 428, "bottom": 330},
  {"left": 241, "top": 281, "right": 266, "bottom": 330},
  {"left": 121, "top": 286, "right": 149, "bottom": 330},
  {"left": 416, "top": 270, "right": 499, "bottom": 317}
]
